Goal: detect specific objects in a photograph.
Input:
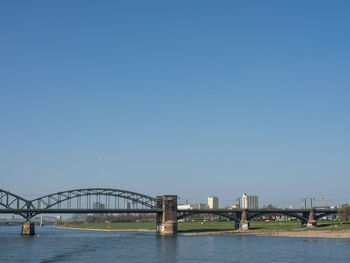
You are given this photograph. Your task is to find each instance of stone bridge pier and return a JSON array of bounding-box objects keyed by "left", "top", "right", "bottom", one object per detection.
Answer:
[
  {"left": 239, "top": 209, "right": 249, "bottom": 231},
  {"left": 302, "top": 209, "right": 317, "bottom": 227},
  {"left": 156, "top": 195, "right": 178, "bottom": 235},
  {"left": 21, "top": 222, "right": 35, "bottom": 235},
  {"left": 306, "top": 209, "right": 317, "bottom": 227}
]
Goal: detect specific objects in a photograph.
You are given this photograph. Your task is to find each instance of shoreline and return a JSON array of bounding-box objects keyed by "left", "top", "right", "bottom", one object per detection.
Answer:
[
  {"left": 51, "top": 226, "right": 350, "bottom": 238},
  {"left": 183, "top": 229, "right": 350, "bottom": 239}
]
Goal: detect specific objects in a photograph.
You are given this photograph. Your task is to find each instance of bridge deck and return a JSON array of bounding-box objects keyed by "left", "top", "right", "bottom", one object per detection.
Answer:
[
  {"left": 178, "top": 208, "right": 337, "bottom": 213},
  {"left": 0, "top": 208, "right": 162, "bottom": 214},
  {"left": 0, "top": 208, "right": 337, "bottom": 214}
]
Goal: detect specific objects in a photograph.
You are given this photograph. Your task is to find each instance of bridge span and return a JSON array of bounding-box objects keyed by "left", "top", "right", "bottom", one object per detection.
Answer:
[{"left": 0, "top": 188, "right": 338, "bottom": 235}]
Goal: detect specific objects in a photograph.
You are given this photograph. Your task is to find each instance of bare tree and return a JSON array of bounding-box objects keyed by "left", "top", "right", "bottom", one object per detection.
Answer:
[
  {"left": 338, "top": 204, "right": 350, "bottom": 222},
  {"left": 263, "top": 204, "right": 276, "bottom": 210}
]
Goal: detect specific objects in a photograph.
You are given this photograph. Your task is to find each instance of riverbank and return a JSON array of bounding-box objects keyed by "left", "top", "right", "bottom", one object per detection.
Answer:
[
  {"left": 52, "top": 221, "right": 350, "bottom": 238},
  {"left": 52, "top": 226, "right": 350, "bottom": 238},
  {"left": 56, "top": 221, "right": 350, "bottom": 232},
  {"left": 183, "top": 229, "right": 350, "bottom": 238}
]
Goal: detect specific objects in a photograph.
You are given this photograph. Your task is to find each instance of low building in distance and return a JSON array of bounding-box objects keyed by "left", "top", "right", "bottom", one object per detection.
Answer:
[
  {"left": 192, "top": 203, "right": 209, "bottom": 209},
  {"left": 208, "top": 196, "right": 219, "bottom": 209},
  {"left": 177, "top": 204, "right": 192, "bottom": 210},
  {"left": 124, "top": 200, "right": 131, "bottom": 209},
  {"left": 241, "top": 193, "right": 258, "bottom": 209}
]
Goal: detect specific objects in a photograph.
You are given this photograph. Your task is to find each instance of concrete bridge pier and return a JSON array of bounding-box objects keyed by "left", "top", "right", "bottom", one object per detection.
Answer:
[
  {"left": 21, "top": 222, "right": 35, "bottom": 235},
  {"left": 156, "top": 195, "right": 178, "bottom": 235},
  {"left": 306, "top": 209, "right": 317, "bottom": 228},
  {"left": 239, "top": 209, "right": 249, "bottom": 231},
  {"left": 301, "top": 212, "right": 308, "bottom": 227}
]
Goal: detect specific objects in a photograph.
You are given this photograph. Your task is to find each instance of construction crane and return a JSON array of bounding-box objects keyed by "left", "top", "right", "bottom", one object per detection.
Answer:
[{"left": 321, "top": 196, "right": 329, "bottom": 207}]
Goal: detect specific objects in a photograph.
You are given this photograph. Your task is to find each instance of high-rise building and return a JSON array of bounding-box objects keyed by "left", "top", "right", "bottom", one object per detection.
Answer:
[
  {"left": 208, "top": 196, "right": 219, "bottom": 209},
  {"left": 124, "top": 200, "right": 131, "bottom": 209},
  {"left": 193, "top": 203, "right": 209, "bottom": 209},
  {"left": 241, "top": 193, "right": 258, "bottom": 209},
  {"left": 93, "top": 202, "right": 106, "bottom": 216},
  {"left": 93, "top": 202, "right": 105, "bottom": 209}
]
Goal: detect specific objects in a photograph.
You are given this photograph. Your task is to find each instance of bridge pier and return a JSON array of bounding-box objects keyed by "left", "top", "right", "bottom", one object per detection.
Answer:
[
  {"left": 21, "top": 222, "right": 35, "bottom": 235},
  {"left": 306, "top": 209, "right": 317, "bottom": 228},
  {"left": 239, "top": 209, "right": 249, "bottom": 231},
  {"left": 156, "top": 195, "right": 178, "bottom": 235}
]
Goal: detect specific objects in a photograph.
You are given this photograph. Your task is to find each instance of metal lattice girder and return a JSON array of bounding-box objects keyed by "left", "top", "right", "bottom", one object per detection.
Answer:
[
  {"left": 0, "top": 189, "right": 32, "bottom": 210},
  {"left": 29, "top": 188, "right": 157, "bottom": 210},
  {"left": 0, "top": 189, "right": 36, "bottom": 220}
]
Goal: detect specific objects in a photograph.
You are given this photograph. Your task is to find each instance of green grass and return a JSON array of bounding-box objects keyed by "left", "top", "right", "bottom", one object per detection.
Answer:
[
  {"left": 250, "top": 221, "right": 301, "bottom": 231},
  {"left": 68, "top": 222, "right": 156, "bottom": 230},
  {"left": 178, "top": 221, "right": 235, "bottom": 232},
  {"left": 65, "top": 221, "right": 350, "bottom": 232}
]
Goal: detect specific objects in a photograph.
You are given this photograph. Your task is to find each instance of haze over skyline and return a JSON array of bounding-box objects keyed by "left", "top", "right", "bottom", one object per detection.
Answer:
[{"left": 1, "top": 1, "right": 349, "bottom": 208}]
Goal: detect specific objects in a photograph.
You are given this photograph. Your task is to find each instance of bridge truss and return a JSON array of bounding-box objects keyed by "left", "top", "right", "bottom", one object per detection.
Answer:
[
  {"left": 0, "top": 189, "right": 339, "bottom": 223},
  {"left": 0, "top": 188, "right": 158, "bottom": 220}
]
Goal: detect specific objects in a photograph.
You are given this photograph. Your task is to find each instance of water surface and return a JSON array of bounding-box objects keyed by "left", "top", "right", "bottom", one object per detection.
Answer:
[{"left": 0, "top": 226, "right": 349, "bottom": 262}]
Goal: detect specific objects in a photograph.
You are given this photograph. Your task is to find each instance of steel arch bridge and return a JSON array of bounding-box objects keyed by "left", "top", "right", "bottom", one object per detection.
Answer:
[
  {"left": 0, "top": 188, "right": 158, "bottom": 220},
  {"left": 0, "top": 188, "right": 339, "bottom": 230}
]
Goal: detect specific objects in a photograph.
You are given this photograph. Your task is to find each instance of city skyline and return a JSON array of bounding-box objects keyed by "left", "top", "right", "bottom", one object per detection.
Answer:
[{"left": 1, "top": 1, "right": 349, "bottom": 208}]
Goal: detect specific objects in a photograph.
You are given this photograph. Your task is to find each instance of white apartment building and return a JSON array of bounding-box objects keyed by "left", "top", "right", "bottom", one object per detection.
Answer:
[
  {"left": 177, "top": 204, "right": 192, "bottom": 210},
  {"left": 124, "top": 200, "right": 131, "bottom": 209},
  {"left": 241, "top": 193, "right": 258, "bottom": 209},
  {"left": 208, "top": 196, "right": 219, "bottom": 209}
]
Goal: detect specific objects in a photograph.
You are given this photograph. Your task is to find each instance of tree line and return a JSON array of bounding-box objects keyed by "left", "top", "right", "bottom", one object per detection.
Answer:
[{"left": 84, "top": 214, "right": 155, "bottom": 223}]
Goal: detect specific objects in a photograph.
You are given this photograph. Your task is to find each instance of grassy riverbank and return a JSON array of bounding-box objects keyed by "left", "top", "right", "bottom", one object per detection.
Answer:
[
  {"left": 62, "top": 222, "right": 155, "bottom": 230},
  {"left": 62, "top": 221, "right": 350, "bottom": 232}
]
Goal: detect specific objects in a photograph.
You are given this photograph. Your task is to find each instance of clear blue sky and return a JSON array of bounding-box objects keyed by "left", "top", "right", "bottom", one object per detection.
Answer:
[{"left": 1, "top": 1, "right": 349, "bottom": 208}]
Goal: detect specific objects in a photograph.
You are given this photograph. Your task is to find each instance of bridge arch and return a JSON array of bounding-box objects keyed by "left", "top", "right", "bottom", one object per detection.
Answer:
[
  {"left": 247, "top": 211, "right": 308, "bottom": 222},
  {"left": 29, "top": 188, "right": 157, "bottom": 211},
  {"left": 177, "top": 211, "right": 240, "bottom": 223},
  {"left": 315, "top": 212, "right": 336, "bottom": 221}
]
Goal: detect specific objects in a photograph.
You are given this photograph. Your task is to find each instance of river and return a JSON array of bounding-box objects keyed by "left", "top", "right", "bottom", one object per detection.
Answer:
[{"left": 0, "top": 226, "right": 349, "bottom": 262}]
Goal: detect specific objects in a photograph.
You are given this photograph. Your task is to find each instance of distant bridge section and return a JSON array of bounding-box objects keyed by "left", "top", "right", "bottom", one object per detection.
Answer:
[{"left": 177, "top": 208, "right": 338, "bottom": 225}]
